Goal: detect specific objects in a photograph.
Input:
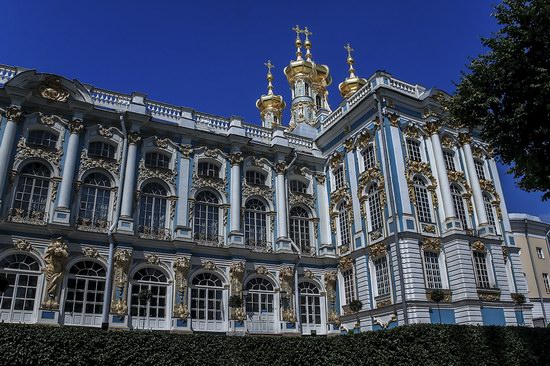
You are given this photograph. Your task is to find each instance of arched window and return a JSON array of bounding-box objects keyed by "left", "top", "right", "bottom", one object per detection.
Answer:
[
  {"left": 138, "top": 182, "right": 168, "bottom": 238},
  {"left": 451, "top": 184, "right": 468, "bottom": 229},
  {"left": 130, "top": 268, "right": 169, "bottom": 329},
  {"left": 191, "top": 273, "right": 224, "bottom": 321},
  {"left": 299, "top": 282, "right": 321, "bottom": 326},
  {"left": 64, "top": 261, "right": 106, "bottom": 325},
  {"left": 483, "top": 194, "right": 496, "bottom": 226},
  {"left": 145, "top": 152, "right": 170, "bottom": 169},
  {"left": 338, "top": 204, "right": 352, "bottom": 247},
  {"left": 0, "top": 254, "right": 41, "bottom": 323},
  {"left": 194, "top": 191, "right": 220, "bottom": 244},
  {"left": 27, "top": 130, "right": 58, "bottom": 149},
  {"left": 88, "top": 141, "right": 115, "bottom": 159},
  {"left": 197, "top": 162, "right": 220, "bottom": 178},
  {"left": 413, "top": 176, "right": 432, "bottom": 223},
  {"left": 77, "top": 173, "right": 111, "bottom": 229},
  {"left": 245, "top": 277, "right": 274, "bottom": 314},
  {"left": 289, "top": 207, "right": 311, "bottom": 254},
  {"left": 244, "top": 199, "right": 267, "bottom": 249},
  {"left": 12, "top": 162, "right": 51, "bottom": 221},
  {"left": 367, "top": 184, "right": 383, "bottom": 232}
]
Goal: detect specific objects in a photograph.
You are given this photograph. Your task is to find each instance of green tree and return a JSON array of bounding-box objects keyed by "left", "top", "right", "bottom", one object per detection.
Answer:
[{"left": 447, "top": 0, "right": 550, "bottom": 198}]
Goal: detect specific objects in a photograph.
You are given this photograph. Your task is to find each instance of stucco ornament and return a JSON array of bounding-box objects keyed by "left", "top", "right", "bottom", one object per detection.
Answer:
[
  {"left": 111, "top": 298, "right": 128, "bottom": 317},
  {"left": 42, "top": 237, "right": 69, "bottom": 309},
  {"left": 324, "top": 271, "right": 337, "bottom": 304},
  {"left": 14, "top": 239, "right": 33, "bottom": 252},
  {"left": 38, "top": 77, "right": 70, "bottom": 102},
  {"left": 229, "top": 262, "right": 246, "bottom": 295},
  {"left": 282, "top": 307, "right": 297, "bottom": 323},
  {"left": 173, "top": 257, "right": 191, "bottom": 294},
  {"left": 279, "top": 266, "right": 294, "bottom": 297},
  {"left": 174, "top": 303, "right": 190, "bottom": 320},
  {"left": 113, "top": 249, "right": 132, "bottom": 289}
]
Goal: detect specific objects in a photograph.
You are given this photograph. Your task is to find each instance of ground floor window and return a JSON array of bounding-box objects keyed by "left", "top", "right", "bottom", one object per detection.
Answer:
[
  {"left": 190, "top": 272, "right": 224, "bottom": 321},
  {"left": 299, "top": 281, "right": 321, "bottom": 325}
]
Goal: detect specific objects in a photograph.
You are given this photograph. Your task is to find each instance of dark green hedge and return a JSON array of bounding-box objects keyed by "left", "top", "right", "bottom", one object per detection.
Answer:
[{"left": 0, "top": 324, "right": 548, "bottom": 366}]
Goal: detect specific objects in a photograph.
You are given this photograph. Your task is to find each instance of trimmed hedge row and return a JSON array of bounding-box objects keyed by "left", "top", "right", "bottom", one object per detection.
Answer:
[{"left": 0, "top": 324, "right": 549, "bottom": 365}]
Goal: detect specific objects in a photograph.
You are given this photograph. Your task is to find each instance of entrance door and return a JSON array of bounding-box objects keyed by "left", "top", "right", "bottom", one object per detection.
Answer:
[
  {"left": 129, "top": 267, "right": 169, "bottom": 330},
  {"left": 299, "top": 281, "right": 324, "bottom": 335},
  {"left": 245, "top": 277, "right": 276, "bottom": 334},
  {"left": 190, "top": 272, "right": 225, "bottom": 332}
]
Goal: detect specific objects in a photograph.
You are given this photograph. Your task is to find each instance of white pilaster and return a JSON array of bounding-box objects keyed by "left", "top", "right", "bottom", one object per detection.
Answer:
[
  {"left": 344, "top": 142, "right": 363, "bottom": 246},
  {"left": 274, "top": 159, "right": 292, "bottom": 252},
  {"left": 175, "top": 146, "right": 192, "bottom": 239},
  {"left": 0, "top": 106, "right": 23, "bottom": 210},
  {"left": 118, "top": 132, "right": 141, "bottom": 232},
  {"left": 316, "top": 173, "right": 333, "bottom": 255},
  {"left": 228, "top": 150, "right": 244, "bottom": 246}
]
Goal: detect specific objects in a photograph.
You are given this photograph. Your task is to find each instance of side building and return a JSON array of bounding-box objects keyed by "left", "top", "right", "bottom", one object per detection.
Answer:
[
  {"left": 0, "top": 29, "right": 532, "bottom": 334},
  {"left": 509, "top": 213, "right": 550, "bottom": 327}
]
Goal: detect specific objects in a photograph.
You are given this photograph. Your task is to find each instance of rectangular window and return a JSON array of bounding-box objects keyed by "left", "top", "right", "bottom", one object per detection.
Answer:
[
  {"left": 245, "top": 171, "right": 266, "bottom": 186},
  {"left": 484, "top": 197, "right": 496, "bottom": 227},
  {"left": 406, "top": 139, "right": 422, "bottom": 162},
  {"left": 338, "top": 209, "right": 351, "bottom": 247},
  {"left": 474, "top": 159, "right": 486, "bottom": 180},
  {"left": 473, "top": 251, "right": 490, "bottom": 288},
  {"left": 536, "top": 247, "right": 544, "bottom": 259},
  {"left": 290, "top": 180, "right": 307, "bottom": 193},
  {"left": 197, "top": 162, "right": 220, "bottom": 178},
  {"left": 27, "top": 130, "right": 58, "bottom": 149},
  {"left": 374, "top": 257, "right": 390, "bottom": 296},
  {"left": 361, "top": 145, "right": 376, "bottom": 170},
  {"left": 544, "top": 273, "right": 550, "bottom": 293},
  {"left": 334, "top": 166, "right": 345, "bottom": 190},
  {"left": 145, "top": 152, "right": 170, "bottom": 169},
  {"left": 423, "top": 251, "right": 442, "bottom": 289},
  {"left": 342, "top": 269, "right": 355, "bottom": 304},
  {"left": 443, "top": 150, "right": 456, "bottom": 171}
]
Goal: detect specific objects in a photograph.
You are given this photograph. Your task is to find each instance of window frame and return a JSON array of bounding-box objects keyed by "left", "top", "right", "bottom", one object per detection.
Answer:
[{"left": 406, "top": 139, "right": 422, "bottom": 162}]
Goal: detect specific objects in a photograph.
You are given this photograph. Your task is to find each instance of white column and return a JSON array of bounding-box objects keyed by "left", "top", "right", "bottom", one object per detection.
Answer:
[
  {"left": 427, "top": 123, "right": 456, "bottom": 222},
  {"left": 344, "top": 141, "right": 363, "bottom": 236},
  {"left": 176, "top": 146, "right": 192, "bottom": 229},
  {"left": 0, "top": 106, "right": 23, "bottom": 209},
  {"left": 275, "top": 161, "right": 288, "bottom": 239},
  {"left": 316, "top": 174, "right": 331, "bottom": 247},
  {"left": 229, "top": 152, "right": 243, "bottom": 233},
  {"left": 57, "top": 119, "right": 84, "bottom": 208},
  {"left": 120, "top": 132, "right": 141, "bottom": 218},
  {"left": 460, "top": 133, "right": 488, "bottom": 225}
]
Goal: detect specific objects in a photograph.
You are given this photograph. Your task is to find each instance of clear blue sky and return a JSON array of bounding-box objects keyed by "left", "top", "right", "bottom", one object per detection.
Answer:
[{"left": 3, "top": 0, "right": 549, "bottom": 220}]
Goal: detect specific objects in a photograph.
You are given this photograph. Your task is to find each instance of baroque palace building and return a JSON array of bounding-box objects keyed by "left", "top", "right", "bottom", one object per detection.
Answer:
[{"left": 0, "top": 27, "right": 533, "bottom": 334}]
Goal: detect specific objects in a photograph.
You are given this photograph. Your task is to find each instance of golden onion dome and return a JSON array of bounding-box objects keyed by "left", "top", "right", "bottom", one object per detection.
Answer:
[
  {"left": 256, "top": 60, "right": 286, "bottom": 114},
  {"left": 338, "top": 43, "right": 367, "bottom": 98}
]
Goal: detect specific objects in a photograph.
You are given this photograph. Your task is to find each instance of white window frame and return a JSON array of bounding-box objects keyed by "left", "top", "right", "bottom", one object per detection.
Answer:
[
  {"left": 337, "top": 204, "right": 352, "bottom": 248},
  {"left": 370, "top": 255, "right": 391, "bottom": 297},
  {"left": 443, "top": 150, "right": 456, "bottom": 171},
  {"left": 361, "top": 144, "right": 377, "bottom": 171},
  {"left": 332, "top": 165, "right": 345, "bottom": 191},
  {"left": 341, "top": 268, "right": 356, "bottom": 305},
  {"left": 406, "top": 139, "right": 422, "bottom": 162}
]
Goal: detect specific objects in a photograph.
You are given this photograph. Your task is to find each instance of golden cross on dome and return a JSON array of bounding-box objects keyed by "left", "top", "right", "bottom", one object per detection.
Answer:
[
  {"left": 302, "top": 26, "right": 313, "bottom": 40},
  {"left": 264, "top": 60, "right": 274, "bottom": 74},
  {"left": 345, "top": 43, "right": 354, "bottom": 58},
  {"left": 292, "top": 25, "right": 303, "bottom": 38}
]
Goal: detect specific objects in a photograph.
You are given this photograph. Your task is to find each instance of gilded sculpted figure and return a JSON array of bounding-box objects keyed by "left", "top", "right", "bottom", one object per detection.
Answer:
[{"left": 42, "top": 237, "right": 68, "bottom": 309}]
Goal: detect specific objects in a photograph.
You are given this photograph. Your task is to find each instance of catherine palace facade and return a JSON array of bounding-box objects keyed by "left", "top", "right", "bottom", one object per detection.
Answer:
[{"left": 0, "top": 28, "right": 532, "bottom": 334}]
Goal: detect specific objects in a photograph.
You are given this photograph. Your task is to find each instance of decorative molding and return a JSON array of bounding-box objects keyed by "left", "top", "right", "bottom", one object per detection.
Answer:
[
  {"left": 39, "top": 112, "right": 66, "bottom": 126},
  {"left": 368, "top": 242, "right": 387, "bottom": 258},
  {"left": 229, "top": 262, "right": 246, "bottom": 294},
  {"left": 181, "top": 145, "right": 193, "bottom": 159},
  {"left": 314, "top": 173, "right": 326, "bottom": 185},
  {"left": 15, "top": 137, "right": 63, "bottom": 170},
  {"left": 328, "top": 152, "right": 343, "bottom": 170},
  {"left": 41, "top": 237, "right": 69, "bottom": 310},
  {"left": 373, "top": 313, "right": 398, "bottom": 329},
  {"left": 279, "top": 266, "right": 294, "bottom": 297},
  {"left": 303, "top": 269, "right": 315, "bottom": 279},
  {"left": 354, "top": 129, "right": 372, "bottom": 150},
  {"left": 338, "top": 257, "right": 353, "bottom": 271},
  {"left": 82, "top": 247, "right": 102, "bottom": 259},
  {"left": 145, "top": 253, "right": 161, "bottom": 266},
  {"left": 79, "top": 148, "right": 120, "bottom": 176},
  {"left": 343, "top": 138, "right": 354, "bottom": 152},
  {"left": 5, "top": 106, "right": 23, "bottom": 122},
  {"left": 14, "top": 239, "right": 33, "bottom": 252},
  {"left": 128, "top": 132, "right": 142, "bottom": 145},
  {"left": 68, "top": 119, "right": 85, "bottom": 134},
  {"left": 458, "top": 132, "right": 472, "bottom": 146},
  {"left": 138, "top": 157, "right": 177, "bottom": 186},
  {"left": 173, "top": 257, "right": 191, "bottom": 294},
  {"left": 471, "top": 240, "right": 486, "bottom": 252},
  {"left": 421, "top": 237, "right": 441, "bottom": 252},
  {"left": 228, "top": 152, "right": 243, "bottom": 165},
  {"left": 192, "top": 174, "right": 227, "bottom": 196},
  {"left": 255, "top": 265, "right": 269, "bottom": 276},
  {"left": 113, "top": 249, "right": 132, "bottom": 289},
  {"left": 288, "top": 191, "right": 315, "bottom": 209},
  {"left": 406, "top": 160, "right": 438, "bottom": 208},
  {"left": 424, "top": 121, "right": 441, "bottom": 136},
  {"left": 173, "top": 303, "right": 190, "bottom": 320},
  {"left": 37, "top": 77, "right": 69, "bottom": 102},
  {"left": 202, "top": 260, "right": 217, "bottom": 271},
  {"left": 324, "top": 271, "right": 337, "bottom": 304}
]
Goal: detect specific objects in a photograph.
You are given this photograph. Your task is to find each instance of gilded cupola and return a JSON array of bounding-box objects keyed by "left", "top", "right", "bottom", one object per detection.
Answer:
[
  {"left": 284, "top": 26, "right": 332, "bottom": 130},
  {"left": 256, "top": 60, "right": 286, "bottom": 129},
  {"left": 338, "top": 43, "right": 367, "bottom": 99}
]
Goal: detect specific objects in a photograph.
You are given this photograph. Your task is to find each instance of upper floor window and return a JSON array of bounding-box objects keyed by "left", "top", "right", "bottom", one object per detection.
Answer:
[
  {"left": 536, "top": 247, "right": 544, "bottom": 259},
  {"left": 413, "top": 177, "right": 432, "bottom": 223},
  {"left": 13, "top": 162, "right": 51, "bottom": 218},
  {"left": 138, "top": 182, "right": 168, "bottom": 238},
  {"left": 78, "top": 173, "right": 111, "bottom": 226},
  {"left": 305, "top": 83, "right": 310, "bottom": 96},
  {"left": 544, "top": 273, "right": 550, "bottom": 293},
  {"left": 197, "top": 162, "right": 220, "bottom": 178},
  {"left": 333, "top": 166, "right": 345, "bottom": 190},
  {"left": 483, "top": 194, "right": 496, "bottom": 227},
  {"left": 145, "top": 152, "right": 170, "bottom": 170},
  {"left": 406, "top": 139, "right": 422, "bottom": 162},
  {"left": 244, "top": 199, "right": 267, "bottom": 248},
  {"left": 193, "top": 190, "right": 219, "bottom": 243},
  {"left": 423, "top": 251, "right": 442, "bottom": 289},
  {"left": 473, "top": 250, "right": 490, "bottom": 288},
  {"left": 315, "top": 95, "right": 322, "bottom": 109},
  {"left": 289, "top": 207, "right": 311, "bottom": 254},
  {"left": 474, "top": 159, "right": 486, "bottom": 180},
  {"left": 338, "top": 205, "right": 352, "bottom": 247},
  {"left": 451, "top": 184, "right": 468, "bottom": 230},
  {"left": 361, "top": 145, "right": 376, "bottom": 170},
  {"left": 290, "top": 180, "right": 307, "bottom": 194},
  {"left": 88, "top": 141, "right": 116, "bottom": 159},
  {"left": 246, "top": 170, "right": 266, "bottom": 186},
  {"left": 27, "top": 130, "right": 57, "bottom": 149},
  {"left": 367, "top": 184, "right": 383, "bottom": 232},
  {"left": 443, "top": 150, "right": 456, "bottom": 171}
]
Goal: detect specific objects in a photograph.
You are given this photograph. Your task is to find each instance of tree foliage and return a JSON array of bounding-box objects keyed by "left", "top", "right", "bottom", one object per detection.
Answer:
[{"left": 447, "top": 0, "right": 550, "bottom": 199}]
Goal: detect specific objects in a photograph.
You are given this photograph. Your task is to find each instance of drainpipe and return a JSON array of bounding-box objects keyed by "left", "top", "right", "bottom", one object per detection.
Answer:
[
  {"left": 284, "top": 151, "right": 302, "bottom": 332},
  {"left": 374, "top": 93, "right": 409, "bottom": 325},
  {"left": 524, "top": 219, "right": 547, "bottom": 326},
  {"left": 101, "top": 112, "right": 129, "bottom": 330}
]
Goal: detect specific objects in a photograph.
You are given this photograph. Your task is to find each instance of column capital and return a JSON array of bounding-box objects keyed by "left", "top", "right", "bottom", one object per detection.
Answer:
[
  {"left": 229, "top": 152, "right": 243, "bottom": 166},
  {"left": 458, "top": 132, "right": 472, "bottom": 146},
  {"left": 315, "top": 173, "right": 326, "bottom": 185},
  {"left": 5, "top": 106, "right": 23, "bottom": 123},
  {"left": 425, "top": 121, "right": 441, "bottom": 136},
  {"left": 68, "top": 119, "right": 85, "bottom": 134},
  {"left": 343, "top": 138, "right": 354, "bottom": 152},
  {"left": 128, "top": 131, "right": 142, "bottom": 145},
  {"left": 275, "top": 161, "right": 287, "bottom": 174},
  {"left": 180, "top": 145, "right": 193, "bottom": 159}
]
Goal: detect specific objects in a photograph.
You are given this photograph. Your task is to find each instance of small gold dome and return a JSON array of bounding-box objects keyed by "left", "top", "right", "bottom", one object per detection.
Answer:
[
  {"left": 256, "top": 60, "right": 285, "bottom": 122},
  {"left": 338, "top": 43, "right": 367, "bottom": 98}
]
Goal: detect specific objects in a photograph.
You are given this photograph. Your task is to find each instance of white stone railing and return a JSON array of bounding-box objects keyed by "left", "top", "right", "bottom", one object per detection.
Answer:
[
  {"left": 194, "top": 112, "right": 230, "bottom": 132},
  {"left": 244, "top": 123, "right": 272, "bottom": 144},
  {"left": 146, "top": 101, "right": 182, "bottom": 121},
  {"left": 389, "top": 78, "right": 420, "bottom": 96},
  {"left": 286, "top": 133, "right": 314, "bottom": 151},
  {"left": 0, "top": 65, "right": 17, "bottom": 85},
  {"left": 89, "top": 88, "right": 131, "bottom": 111}
]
